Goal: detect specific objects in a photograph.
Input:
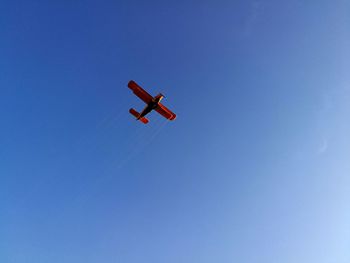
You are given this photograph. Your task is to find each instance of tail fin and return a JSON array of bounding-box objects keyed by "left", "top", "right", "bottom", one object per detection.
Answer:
[{"left": 129, "top": 108, "right": 149, "bottom": 124}]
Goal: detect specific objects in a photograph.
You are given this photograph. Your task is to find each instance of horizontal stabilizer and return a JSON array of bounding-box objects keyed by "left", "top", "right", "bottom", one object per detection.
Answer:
[
  {"left": 139, "top": 117, "right": 149, "bottom": 124},
  {"left": 129, "top": 108, "right": 149, "bottom": 124},
  {"left": 129, "top": 108, "right": 139, "bottom": 118}
]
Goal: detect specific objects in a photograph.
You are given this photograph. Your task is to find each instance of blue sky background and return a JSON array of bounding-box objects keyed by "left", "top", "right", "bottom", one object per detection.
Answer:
[{"left": 1, "top": 0, "right": 350, "bottom": 262}]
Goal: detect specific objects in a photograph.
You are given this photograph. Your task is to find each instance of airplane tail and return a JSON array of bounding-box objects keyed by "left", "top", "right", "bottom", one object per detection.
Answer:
[{"left": 129, "top": 108, "right": 149, "bottom": 124}]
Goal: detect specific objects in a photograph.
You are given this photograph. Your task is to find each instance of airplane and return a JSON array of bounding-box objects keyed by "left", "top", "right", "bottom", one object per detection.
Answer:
[{"left": 128, "top": 80, "right": 176, "bottom": 124}]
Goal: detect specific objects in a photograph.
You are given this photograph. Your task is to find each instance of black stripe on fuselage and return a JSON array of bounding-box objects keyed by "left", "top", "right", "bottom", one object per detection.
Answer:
[{"left": 138, "top": 101, "right": 159, "bottom": 119}]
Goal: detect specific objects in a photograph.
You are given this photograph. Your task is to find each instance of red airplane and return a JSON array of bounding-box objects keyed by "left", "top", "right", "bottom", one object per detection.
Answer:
[{"left": 128, "top": 80, "right": 177, "bottom": 124}]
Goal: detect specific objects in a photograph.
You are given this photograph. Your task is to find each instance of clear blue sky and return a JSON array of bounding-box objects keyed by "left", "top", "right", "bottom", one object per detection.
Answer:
[{"left": 1, "top": 1, "right": 349, "bottom": 262}]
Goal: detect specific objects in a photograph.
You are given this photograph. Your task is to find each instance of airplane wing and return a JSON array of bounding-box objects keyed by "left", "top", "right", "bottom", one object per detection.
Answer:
[
  {"left": 128, "top": 80, "right": 153, "bottom": 104},
  {"left": 156, "top": 103, "right": 177, "bottom": 120}
]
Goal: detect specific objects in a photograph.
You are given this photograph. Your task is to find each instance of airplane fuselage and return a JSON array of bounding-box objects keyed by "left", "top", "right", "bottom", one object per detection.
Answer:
[{"left": 137, "top": 94, "right": 164, "bottom": 119}]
